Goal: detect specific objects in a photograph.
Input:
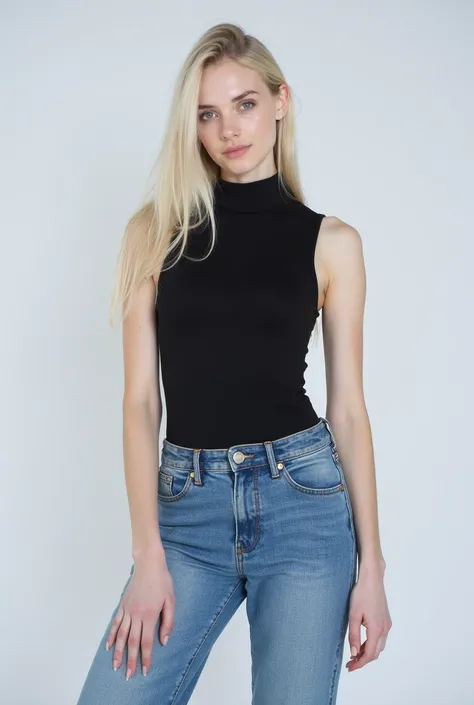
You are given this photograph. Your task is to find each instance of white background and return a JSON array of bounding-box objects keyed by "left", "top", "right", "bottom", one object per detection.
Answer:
[{"left": 1, "top": 1, "right": 472, "bottom": 703}]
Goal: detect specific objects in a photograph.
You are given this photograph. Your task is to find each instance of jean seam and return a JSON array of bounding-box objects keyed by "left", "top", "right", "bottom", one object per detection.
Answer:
[
  {"left": 327, "top": 543, "right": 355, "bottom": 705},
  {"left": 328, "top": 634, "right": 342, "bottom": 705},
  {"left": 328, "top": 447, "right": 356, "bottom": 536},
  {"left": 168, "top": 579, "right": 244, "bottom": 705},
  {"left": 241, "top": 469, "right": 261, "bottom": 553}
]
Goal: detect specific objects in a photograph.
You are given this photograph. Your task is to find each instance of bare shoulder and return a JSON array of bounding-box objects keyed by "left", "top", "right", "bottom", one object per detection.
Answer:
[
  {"left": 315, "top": 215, "right": 365, "bottom": 309},
  {"left": 315, "top": 216, "right": 366, "bottom": 413},
  {"left": 318, "top": 215, "right": 363, "bottom": 272}
]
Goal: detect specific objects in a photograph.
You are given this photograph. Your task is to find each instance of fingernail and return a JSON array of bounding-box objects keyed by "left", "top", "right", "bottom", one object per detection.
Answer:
[
  {"left": 105, "top": 641, "right": 109, "bottom": 651},
  {"left": 126, "top": 667, "right": 131, "bottom": 681},
  {"left": 351, "top": 646, "right": 358, "bottom": 657},
  {"left": 142, "top": 665, "right": 148, "bottom": 676},
  {"left": 163, "top": 635, "right": 169, "bottom": 645},
  {"left": 113, "top": 662, "right": 118, "bottom": 671}
]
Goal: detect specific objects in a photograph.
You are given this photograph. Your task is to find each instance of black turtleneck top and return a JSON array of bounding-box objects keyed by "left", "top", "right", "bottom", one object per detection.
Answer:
[{"left": 156, "top": 172, "right": 325, "bottom": 449}]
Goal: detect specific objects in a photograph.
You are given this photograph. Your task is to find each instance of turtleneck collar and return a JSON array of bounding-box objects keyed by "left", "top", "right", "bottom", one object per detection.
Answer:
[{"left": 214, "top": 171, "right": 295, "bottom": 213}]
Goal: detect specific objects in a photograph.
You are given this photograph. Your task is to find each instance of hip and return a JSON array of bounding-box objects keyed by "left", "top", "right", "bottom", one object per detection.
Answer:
[{"left": 158, "top": 417, "right": 357, "bottom": 580}]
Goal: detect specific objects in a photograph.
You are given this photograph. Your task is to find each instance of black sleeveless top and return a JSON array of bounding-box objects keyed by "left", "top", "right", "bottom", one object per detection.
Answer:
[{"left": 156, "top": 172, "right": 325, "bottom": 449}]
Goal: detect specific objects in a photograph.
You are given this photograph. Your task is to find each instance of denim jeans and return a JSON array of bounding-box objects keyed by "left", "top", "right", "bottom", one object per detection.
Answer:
[{"left": 77, "top": 416, "right": 357, "bottom": 705}]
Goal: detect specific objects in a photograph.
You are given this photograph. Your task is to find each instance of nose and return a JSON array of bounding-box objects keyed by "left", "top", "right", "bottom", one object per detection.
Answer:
[{"left": 220, "top": 115, "right": 240, "bottom": 140}]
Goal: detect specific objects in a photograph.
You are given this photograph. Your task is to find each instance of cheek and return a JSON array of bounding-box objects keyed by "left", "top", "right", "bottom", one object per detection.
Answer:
[
  {"left": 198, "top": 126, "right": 216, "bottom": 154},
  {"left": 246, "top": 110, "right": 276, "bottom": 141}
]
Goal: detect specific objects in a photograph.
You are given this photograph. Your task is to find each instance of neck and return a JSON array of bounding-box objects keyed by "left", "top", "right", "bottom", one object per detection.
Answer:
[{"left": 214, "top": 171, "right": 295, "bottom": 213}]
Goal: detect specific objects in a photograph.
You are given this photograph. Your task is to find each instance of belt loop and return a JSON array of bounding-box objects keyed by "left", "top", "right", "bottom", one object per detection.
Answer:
[
  {"left": 264, "top": 440, "right": 280, "bottom": 478},
  {"left": 192, "top": 449, "right": 202, "bottom": 485}
]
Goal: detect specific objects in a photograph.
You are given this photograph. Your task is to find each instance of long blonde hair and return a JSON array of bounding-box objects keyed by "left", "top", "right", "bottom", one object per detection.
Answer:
[{"left": 109, "top": 22, "right": 314, "bottom": 330}]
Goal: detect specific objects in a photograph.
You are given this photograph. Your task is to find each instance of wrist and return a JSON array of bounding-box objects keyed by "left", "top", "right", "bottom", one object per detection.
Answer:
[
  {"left": 132, "top": 539, "right": 166, "bottom": 564},
  {"left": 359, "top": 555, "right": 386, "bottom": 578}
]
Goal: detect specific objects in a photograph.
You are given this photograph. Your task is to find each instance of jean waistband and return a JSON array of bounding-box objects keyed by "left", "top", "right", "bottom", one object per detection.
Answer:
[{"left": 161, "top": 417, "right": 337, "bottom": 473}]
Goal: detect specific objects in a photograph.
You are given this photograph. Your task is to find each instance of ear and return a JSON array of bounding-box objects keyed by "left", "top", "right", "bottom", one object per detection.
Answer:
[{"left": 276, "top": 82, "right": 290, "bottom": 120}]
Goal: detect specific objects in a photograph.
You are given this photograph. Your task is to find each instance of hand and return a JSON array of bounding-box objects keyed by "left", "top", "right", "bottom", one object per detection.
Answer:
[
  {"left": 346, "top": 564, "right": 392, "bottom": 672},
  {"left": 105, "top": 552, "right": 175, "bottom": 680}
]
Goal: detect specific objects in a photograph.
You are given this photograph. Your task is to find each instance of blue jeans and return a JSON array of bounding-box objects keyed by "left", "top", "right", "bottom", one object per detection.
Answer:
[{"left": 77, "top": 417, "right": 357, "bottom": 704}]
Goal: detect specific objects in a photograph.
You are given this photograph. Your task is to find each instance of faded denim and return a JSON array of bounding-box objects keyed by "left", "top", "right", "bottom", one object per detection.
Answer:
[{"left": 77, "top": 416, "right": 357, "bottom": 704}]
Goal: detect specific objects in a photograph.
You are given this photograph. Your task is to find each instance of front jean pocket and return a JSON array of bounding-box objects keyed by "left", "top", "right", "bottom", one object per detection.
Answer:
[
  {"left": 158, "top": 464, "right": 193, "bottom": 502},
  {"left": 280, "top": 443, "right": 344, "bottom": 495}
]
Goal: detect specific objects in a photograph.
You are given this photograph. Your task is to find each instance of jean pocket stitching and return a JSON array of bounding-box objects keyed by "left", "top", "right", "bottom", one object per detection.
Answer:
[
  {"left": 158, "top": 470, "right": 193, "bottom": 502},
  {"left": 281, "top": 464, "right": 344, "bottom": 495}
]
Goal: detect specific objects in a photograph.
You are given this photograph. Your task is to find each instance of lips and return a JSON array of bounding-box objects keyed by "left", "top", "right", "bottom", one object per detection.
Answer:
[{"left": 224, "top": 145, "right": 250, "bottom": 158}]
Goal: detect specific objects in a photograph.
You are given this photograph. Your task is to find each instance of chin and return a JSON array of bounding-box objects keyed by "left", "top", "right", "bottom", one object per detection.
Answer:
[{"left": 221, "top": 159, "right": 255, "bottom": 175}]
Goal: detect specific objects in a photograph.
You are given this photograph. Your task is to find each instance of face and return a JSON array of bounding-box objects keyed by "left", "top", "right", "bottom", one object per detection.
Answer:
[{"left": 197, "top": 58, "right": 289, "bottom": 182}]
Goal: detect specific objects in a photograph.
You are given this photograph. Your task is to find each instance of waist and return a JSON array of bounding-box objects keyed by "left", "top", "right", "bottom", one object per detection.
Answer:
[
  {"left": 161, "top": 415, "right": 333, "bottom": 472},
  {"left": 164, "top": 394, "right": 319, "bottom": 449}
]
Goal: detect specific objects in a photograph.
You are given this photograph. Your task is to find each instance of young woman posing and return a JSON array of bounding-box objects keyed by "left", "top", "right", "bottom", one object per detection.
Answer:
[{"left": 77, "top": 21, "right": 391, "bottom": 705}]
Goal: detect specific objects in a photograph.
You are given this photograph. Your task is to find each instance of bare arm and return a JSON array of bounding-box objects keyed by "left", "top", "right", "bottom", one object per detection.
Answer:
[
  {"left": 106, "top": 270, "right": 176, "bottom": 679},
  {"left": 122, "top": 274, "right": 165, "bottom": 563},
  {"left": 318, "top": 216, "right": 392, "bottom": 671},
  {"left": 318, "top": 216, "right": 385, "bottom": 575}
]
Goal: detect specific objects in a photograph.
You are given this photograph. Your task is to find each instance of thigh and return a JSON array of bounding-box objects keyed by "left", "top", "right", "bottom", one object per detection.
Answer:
[
  {"left": 245, "top": 570, "right": 353, "bottom": 705},
  {"left": 76, "top": 556, "right": 246, "bottom": 705},
  {"left": 244, "top": 443, "right": 357, "bottom": 705}
]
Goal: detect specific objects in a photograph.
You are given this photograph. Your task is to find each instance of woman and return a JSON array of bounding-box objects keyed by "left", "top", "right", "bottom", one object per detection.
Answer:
[{"left": 77, "top": 21, "right": 391, "bottom": 705}]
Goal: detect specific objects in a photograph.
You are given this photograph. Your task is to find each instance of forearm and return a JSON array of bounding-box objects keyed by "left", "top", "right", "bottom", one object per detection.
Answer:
[
  {"left": 327, "top": 409, "right": 386, "bottom": 576},
  {"left": 122, "top": 400, "right": 165, "bottom": 562}
]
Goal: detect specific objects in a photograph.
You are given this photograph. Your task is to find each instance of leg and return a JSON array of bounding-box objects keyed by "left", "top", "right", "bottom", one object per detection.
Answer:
[
  {"left": 77, "top": 448, "right": 247, "bottom": 704},
  {"left": 245, "top": 569, "right": 353, "bottom": 705},
  {"left": 243, "top": 440, "right": 357, "bottom": 705}
]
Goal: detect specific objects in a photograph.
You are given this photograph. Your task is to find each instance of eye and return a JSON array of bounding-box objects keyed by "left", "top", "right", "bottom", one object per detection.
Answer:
[
  {"left": 199, "top": 101, "right": 256, "bottom": 122},
  {"left": 199, "top": 111, "right": 216, "bottom": 122}
]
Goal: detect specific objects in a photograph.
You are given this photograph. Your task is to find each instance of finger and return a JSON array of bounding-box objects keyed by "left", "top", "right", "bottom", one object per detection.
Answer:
[
  {"left": 375, "top": 633, "right": 387, "bottom": 658},
  {"left": 106, "top": 603, "right": 125, "bottom": 651},
  {"left": 113, "top": 610, "right": 131, "bottom": 671},
  {"left": 348, "top": 614, "right": 362, "bottom": 659},
  {"left": 125, "top": 614, "right": 143, "bottom": 680},
  {"left": 350, "top": 627, "right": 381, "bottom": 670},
  {"left": 140, "top": 610, "right": 159, "bottom": 675},
  {"left": 159, "top": 594, "right": 175, "bottom": 646},
  {"left": 346, "top": 639, "right": 366, "bottom": 670}
]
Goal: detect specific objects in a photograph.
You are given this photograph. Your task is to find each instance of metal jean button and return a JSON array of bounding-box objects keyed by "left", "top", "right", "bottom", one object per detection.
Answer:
[{"left": 232, "top": 451, "right": 245, "bottom": 464}]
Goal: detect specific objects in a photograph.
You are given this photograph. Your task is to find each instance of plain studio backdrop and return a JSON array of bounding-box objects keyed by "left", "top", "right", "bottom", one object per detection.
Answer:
[{"left": 1, "top": 2, "right": 472, "bottom": 703}]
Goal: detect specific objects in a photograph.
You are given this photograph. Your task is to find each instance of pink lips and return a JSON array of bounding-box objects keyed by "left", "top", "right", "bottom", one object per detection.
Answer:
[{"left": 224, "top": 145, "right": 250, "bottom": 159}]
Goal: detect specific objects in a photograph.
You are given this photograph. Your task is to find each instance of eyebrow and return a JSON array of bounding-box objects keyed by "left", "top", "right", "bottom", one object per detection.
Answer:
[{"left": 198, "top": 90, "right": 260, "bottom": 110}]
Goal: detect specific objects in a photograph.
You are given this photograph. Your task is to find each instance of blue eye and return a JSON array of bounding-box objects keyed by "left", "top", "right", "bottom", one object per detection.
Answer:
[
  {"left": 199, "top": 101, "right": 256, "bottom": 122},
  {"left": 199, "top": 111, "right": 215, "bottom": 121}
]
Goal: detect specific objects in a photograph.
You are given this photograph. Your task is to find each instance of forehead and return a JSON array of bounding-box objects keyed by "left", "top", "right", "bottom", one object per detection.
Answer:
[{"left": 199, "top": 59, "right": 266, "bottom": 105}]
